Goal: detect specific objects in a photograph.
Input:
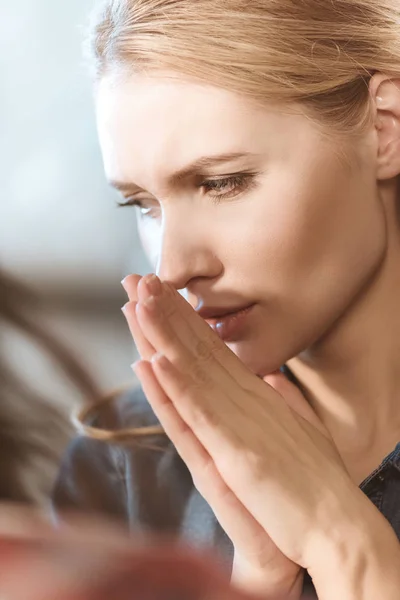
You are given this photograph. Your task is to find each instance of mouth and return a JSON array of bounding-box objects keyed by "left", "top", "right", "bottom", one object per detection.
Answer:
[{"left": 196, "top": 303, "right": 256, "bottom": 341}]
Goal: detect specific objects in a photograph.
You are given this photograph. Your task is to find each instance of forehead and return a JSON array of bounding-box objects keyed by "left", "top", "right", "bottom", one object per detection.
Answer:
[{"left": 95, "top": 72, "right": 319, "bottom": 188}]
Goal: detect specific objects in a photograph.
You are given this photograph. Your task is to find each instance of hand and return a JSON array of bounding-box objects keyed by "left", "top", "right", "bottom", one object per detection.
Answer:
[
  {"left": 0, "top": 504, "right": 257, "bottom": 600},
  {"left": 122, "top": 275, "right": 304, "bottom": 598},
  {"left": 121, "top": 275, "right": 350, "bottom": 596}
]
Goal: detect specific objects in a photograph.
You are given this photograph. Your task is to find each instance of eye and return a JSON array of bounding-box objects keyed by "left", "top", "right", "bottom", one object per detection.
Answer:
[
  {"left": 200, "top": 174, "right": 256, "bottom": 201},
  {"left": 116, "top": 198, "right": 159, "bottom": 220}
]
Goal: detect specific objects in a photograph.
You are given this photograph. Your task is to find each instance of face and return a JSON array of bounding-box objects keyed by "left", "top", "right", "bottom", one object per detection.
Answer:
[{"left": 96, "top": 72, "right": 387, "bottom": 377}]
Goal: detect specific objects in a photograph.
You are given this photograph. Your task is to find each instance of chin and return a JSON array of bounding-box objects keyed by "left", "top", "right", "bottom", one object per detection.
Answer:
[{"left": 226, "top": 338, "right": 285, "bottom": 379}]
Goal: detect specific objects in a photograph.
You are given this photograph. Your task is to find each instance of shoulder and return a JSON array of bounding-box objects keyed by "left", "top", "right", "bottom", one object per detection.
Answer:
[
  {"left": 57, "top": 383, "right": 167, "bottom": 478},
  {"left": 52, "top": 385, "right": 170, "bottom": 520},
  {"left": 57, "top": 383, "right": 170, "bottom": 476}
]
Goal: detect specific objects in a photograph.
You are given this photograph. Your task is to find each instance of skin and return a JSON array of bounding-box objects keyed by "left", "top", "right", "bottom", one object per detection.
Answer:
[
  {"left": 122, "top": 273, "right": 327, "bottom": 598},
  {"left": 97, "top": 73, "right": 385, "bottom": 383},
  {"left": 96, "top": 71, "right": 400, "bottom": 597},
  {"left": 120, "top": 272, "right": 400, "bottom": 600},
  {"left": 97, "top": 72, "right": 400, "bottom": 482}
]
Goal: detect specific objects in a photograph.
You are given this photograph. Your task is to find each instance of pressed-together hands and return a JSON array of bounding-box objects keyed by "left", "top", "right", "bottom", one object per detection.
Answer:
[
  {"left": 0, "top": 276, "right": 394, "bottom": 600},
  {"left": 121, "top": 273, "right": 360, "bottom": 599}
]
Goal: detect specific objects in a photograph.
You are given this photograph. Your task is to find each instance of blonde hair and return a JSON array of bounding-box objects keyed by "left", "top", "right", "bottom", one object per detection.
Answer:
[
  {"left": 87, "top": 0, "right": 400, "bottom": 133},
  {"left": 80, "top": 0, "right": 400, "bottom": 443}
]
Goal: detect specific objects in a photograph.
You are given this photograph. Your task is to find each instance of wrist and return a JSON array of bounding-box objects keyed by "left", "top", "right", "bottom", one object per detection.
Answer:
[
  {"left": 231, "top": 554, "right": 303, "bottom": 600},
  {"left": 304, "top": 485, "right": 400, "bottom": 600}
]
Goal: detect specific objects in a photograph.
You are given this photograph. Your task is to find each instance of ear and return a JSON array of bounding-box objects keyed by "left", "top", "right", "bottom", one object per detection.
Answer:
[{"left": 370, "top": 74, "right": 400, "bottom": 180}]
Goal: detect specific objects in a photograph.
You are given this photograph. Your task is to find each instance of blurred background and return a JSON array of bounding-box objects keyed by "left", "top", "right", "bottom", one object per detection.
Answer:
[{"left": 0, "top": 0, "right": 151, "bottom": 501}]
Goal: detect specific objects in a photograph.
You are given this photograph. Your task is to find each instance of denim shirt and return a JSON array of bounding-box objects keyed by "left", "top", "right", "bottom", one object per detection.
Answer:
[{"left": 53, "top": 386, "right": 400, "bottom": 597}]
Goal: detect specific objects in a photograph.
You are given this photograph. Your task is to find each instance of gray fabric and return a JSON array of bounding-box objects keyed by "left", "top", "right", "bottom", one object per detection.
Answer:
[{"left": 53, "top": 385, "right": 400, "bottom": 594}]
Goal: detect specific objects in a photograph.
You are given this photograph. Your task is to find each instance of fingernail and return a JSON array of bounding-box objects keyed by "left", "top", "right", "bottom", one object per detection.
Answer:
[
  {"left": 121, "top": 276, "right": 128, "bottom": 291},
  {"left": 146, "top": 273, "right": 162, "bottom": 295},
  {"left": 122, "top": 301, "right": 137, "bottom": 314}
]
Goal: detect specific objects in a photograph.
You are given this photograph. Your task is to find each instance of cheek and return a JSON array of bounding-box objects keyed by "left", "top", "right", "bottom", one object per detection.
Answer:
[
  {"left": 224, "top": 182, "right": 386, "bottom": 373},
  {"left": 234, "top": 164, "right": 378, "bottom": 288},
  {"left": 222, "top": 162, "right": 386, "bottom": 343},
  {"left": 213, "top": 177, "right": 326, "bottom": 291}
]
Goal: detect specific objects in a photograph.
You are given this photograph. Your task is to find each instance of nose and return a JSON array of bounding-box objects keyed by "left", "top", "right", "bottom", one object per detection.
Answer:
[{"left": 155, "top": 214, "right": 222, "bottom": 293}]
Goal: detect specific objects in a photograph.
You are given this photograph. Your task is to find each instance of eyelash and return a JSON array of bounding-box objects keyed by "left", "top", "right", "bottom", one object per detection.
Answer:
[
  {"left": 200, "top": 174, "right": 255, "bottom": 202},
  {"left": 117, "top": 174, "right": 256, "bottom": 217}
]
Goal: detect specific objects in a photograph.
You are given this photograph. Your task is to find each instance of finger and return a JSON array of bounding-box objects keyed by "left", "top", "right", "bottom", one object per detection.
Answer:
[
  {"left": 133, "top": 360, "right": 277, "bottom": 571},
  {"left": 132, "top": 277, "right": 309, "bottom": 423},
  {"left": 122, "top": 301, "right": 156, "bottom": 360},
  {"left": 147, "top": 351, "right": 270, "bottom": 476},
  {"left": 132, "top": 285, "right": 252, "bottom": 400},
  {"left": 133, "top": 358, "right": 224, "bottom": 470},
  {"left": 133, "top": 297, "right": 247, "bottom": 435},
  {"left": 147, "top": 353, "right": 324, "bottom": 574},
  {"left": 121, "top": 294, "right": 293, "bottom": 469},
  {"left": 137, "top": 275, "right": 258, "bottom": 389},
  {"left": 121, "top": 273, "right": 141, "bottom": 301},
  {"left": 133, "top": 298, "right": 275, "bottom": 460},
  {"left": 124, "top": 281, "right": 280, "bottom": 442},
  {"left": 263, "top": 372, "right": 328, "bottom": 437}
]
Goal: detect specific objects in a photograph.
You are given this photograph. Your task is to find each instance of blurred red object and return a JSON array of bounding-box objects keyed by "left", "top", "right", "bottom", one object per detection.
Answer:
[{"left": 0, "top": 516, "right": 254, "bottom": 600}]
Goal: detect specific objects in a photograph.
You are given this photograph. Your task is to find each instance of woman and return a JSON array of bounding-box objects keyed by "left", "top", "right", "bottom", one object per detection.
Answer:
[{"left": 54, "top": 1, "right": 400, "bottom": 598}]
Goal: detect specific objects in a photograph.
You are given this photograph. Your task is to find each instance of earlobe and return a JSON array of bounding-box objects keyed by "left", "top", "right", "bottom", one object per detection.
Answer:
[{"left": 370, "top": 74, "right": 400, "bottom": 180}]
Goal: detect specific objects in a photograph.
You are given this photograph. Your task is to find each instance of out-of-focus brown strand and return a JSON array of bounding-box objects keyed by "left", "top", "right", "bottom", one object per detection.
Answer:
[{"left": 73, "top": 387, "right": 166, "bottom": 450}]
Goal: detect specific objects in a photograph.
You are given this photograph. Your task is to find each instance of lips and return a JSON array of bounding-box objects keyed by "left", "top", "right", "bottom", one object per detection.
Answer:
[
  {"left": 196, "top": 303, "right": 255, "bottom": 323},
  {"left": 196, "top": 303, "right": 256, "bottom": 341}
]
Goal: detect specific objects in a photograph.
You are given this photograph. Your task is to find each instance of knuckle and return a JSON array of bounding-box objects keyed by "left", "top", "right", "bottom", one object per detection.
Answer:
[
  {"left": 191, "top": 404, "right": 220, "bottom": 430},
  {"left": 193, "top": 339, "right": 212, "bottom": 361},
  {"left": 204, "top": 326, "right": 223, "bottom": 349},
  {"left": 217, "top": 442, "right": 265, "bottom": 485},
  {"left": 189, "top": 362, "right": 212, "bottom": 386},
  {"left": 164, "top": 303, "right": 178, "bottom": 319},
  {"left": 240, "top": 447, "right": 267, "bottom": 480},
  {"left": 197, "top": 454, "right": 215, "bottom": 480}
]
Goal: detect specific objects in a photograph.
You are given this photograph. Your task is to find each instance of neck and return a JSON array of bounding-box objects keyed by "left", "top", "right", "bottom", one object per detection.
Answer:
[{"left": 288, "top": 190, "right": 400, "bottom": 484}]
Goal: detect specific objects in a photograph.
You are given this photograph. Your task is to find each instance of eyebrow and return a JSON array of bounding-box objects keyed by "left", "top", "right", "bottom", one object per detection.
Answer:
[{"left": 108, "top": 152, "right": 255, "bottom": 193}]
